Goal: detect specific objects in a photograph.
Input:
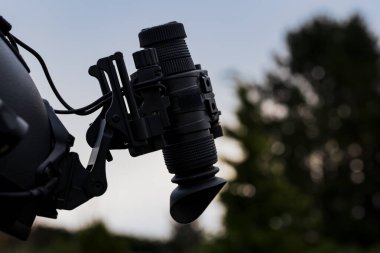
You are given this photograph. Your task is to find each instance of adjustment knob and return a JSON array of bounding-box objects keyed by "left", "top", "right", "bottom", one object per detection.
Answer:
[
  {"left": 132, "top": 48, "right": 159, "bottom": 69},
  {"left": 138, "top": 21, "right": 186, "bottom": 47},
  {"left": 137, "top": 22, "right": 195, "bottom": 75}
]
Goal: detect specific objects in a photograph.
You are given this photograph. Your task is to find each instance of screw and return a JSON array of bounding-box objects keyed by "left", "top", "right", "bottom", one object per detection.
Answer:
[{"left": 112, "top": 114, "right": 120, "bottom": 122}]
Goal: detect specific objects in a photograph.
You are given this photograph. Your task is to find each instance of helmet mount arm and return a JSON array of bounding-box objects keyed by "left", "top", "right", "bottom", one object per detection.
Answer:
[{"left": 36, "top": 51, "right": 169, "bottom": 213}]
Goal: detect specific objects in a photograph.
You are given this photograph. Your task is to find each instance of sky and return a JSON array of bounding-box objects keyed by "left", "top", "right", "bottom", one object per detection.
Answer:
[{"left": 2, "top": 0, "right": 380, "bottom": 239}]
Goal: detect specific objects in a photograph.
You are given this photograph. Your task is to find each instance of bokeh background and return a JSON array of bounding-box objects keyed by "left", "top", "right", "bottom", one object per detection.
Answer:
[{"left": 2, "top": 1, "right": 380, "bottom": 252}]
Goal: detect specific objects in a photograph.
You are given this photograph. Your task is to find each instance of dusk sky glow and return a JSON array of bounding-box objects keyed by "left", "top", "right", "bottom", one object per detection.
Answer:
[{"left": 2, "top": 0, "right": 380, "bottom": 239}]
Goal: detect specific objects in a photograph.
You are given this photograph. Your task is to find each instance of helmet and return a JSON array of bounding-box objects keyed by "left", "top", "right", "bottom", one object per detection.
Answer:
[{"left": 0, "top": 31, "right": 52, "bottom": 239}]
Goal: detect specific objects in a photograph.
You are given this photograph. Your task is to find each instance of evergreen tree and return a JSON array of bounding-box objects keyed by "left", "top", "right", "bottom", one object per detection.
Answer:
[{"left": 215, "top": 15, "right": 380, "bottom": 252}]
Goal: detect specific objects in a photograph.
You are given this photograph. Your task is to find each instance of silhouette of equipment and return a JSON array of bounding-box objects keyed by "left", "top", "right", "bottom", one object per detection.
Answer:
[{"left": 0, "top": 17, "right": 226, "bottom": 240}]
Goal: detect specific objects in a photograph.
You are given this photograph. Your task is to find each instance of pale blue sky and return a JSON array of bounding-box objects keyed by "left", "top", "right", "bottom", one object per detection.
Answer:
[{"left": 2, "top": 0, "right": 380, "bottom": 239}]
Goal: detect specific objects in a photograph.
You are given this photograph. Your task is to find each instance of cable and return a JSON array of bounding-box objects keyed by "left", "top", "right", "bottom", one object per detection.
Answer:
[
  {"left": 54, "top": 92, "right": 111, "bottom": 115},
  {"left": 0, "top": 177, "right": 58, "bottom": 199},
  {"left": 6, "top": 34, "right": 19, "bottom": 52},
  {"left": 11, "top": 35, "right": 75, "bottom": 111},
  {"left": 11, "top": 34, "right": 111, "bottom": 115},
  {"left": 10, "top": 34, "right": 134, "bottom": 116}
]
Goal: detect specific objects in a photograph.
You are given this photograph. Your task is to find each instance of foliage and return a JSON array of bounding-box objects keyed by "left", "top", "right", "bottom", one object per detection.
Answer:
[
  {"left": 212, "top": 14, "right": 380, "bottom": 253},
  {"left": 0, "top": 221, "right": 206, "bottom": 253}
]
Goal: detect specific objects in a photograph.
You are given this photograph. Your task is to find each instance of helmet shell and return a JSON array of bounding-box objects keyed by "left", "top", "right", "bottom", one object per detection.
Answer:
[{"left": 0, "top": 35, "right": 51, "bottom": 191}]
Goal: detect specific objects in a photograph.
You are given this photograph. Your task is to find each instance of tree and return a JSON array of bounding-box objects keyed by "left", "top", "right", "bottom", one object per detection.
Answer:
[
  {"left": 214, "top": 15, "right": 380, "bottom": 252},
  {"left": 167, "top": 223, "right": 204, "bottom": 253}
]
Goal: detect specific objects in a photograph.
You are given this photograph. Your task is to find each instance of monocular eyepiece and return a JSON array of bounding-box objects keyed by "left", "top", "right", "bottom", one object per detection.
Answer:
[{"left": 170, "top": 176, "right": 226, "bottom": 224}]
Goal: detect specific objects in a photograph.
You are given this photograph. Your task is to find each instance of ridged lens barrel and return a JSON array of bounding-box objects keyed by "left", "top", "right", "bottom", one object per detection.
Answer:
[
  {"left": 139, "top": 22, "right": 196, "bottom": 75},
  {"left": 139, "top": 22, "right": 218, "bottom": 183},
  {"left": 138, "top": 22, "right": 226, "bottom": 224}
]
